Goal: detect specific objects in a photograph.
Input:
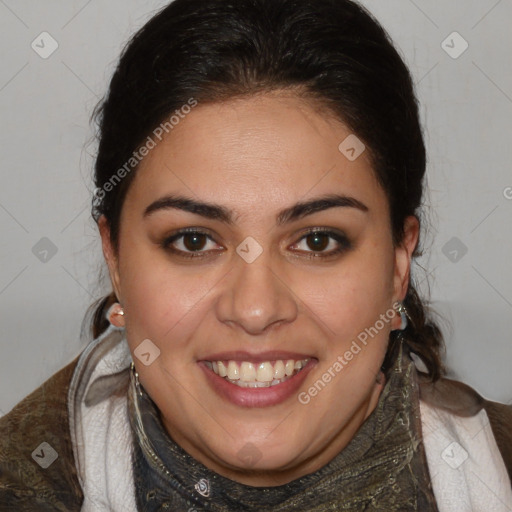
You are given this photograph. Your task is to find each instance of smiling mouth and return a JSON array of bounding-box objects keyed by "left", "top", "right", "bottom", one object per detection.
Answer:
[{"left": 202, "top": 358, "right": 311, "bottom": 388}]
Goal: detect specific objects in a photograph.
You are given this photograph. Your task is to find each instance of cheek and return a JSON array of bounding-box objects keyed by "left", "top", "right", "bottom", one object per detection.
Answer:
[
  {"left": 300, "top": 245, "right": 395, "bottom": 342},
  {"left": 117, "top": 243, "right": 211, "bottom": 347}
]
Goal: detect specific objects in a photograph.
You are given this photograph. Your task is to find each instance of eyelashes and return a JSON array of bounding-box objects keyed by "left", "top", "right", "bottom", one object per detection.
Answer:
[
  {"left": 288, "top": 228, "right": 351, "bottom": 258},
  {"left": 161, "top": 227, "right": 352, "bottom": 260},
  {"left": 162, "top": 229, "right": 219, "bottom": 258}
]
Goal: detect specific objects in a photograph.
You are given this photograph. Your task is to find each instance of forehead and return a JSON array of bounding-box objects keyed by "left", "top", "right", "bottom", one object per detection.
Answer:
[{"left": 125, "top": 92, "right": 385, "bottom": 217}]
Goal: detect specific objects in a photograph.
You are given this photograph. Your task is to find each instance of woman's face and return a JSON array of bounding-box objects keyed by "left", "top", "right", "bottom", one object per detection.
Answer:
[{"left": 100, "top": 92, "right": 418, "bottom": 486}]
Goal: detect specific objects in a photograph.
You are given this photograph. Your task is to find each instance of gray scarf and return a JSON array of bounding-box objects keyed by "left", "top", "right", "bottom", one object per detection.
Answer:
[{"left": 127, "top": 341, "right": 439, "bottom": 511}]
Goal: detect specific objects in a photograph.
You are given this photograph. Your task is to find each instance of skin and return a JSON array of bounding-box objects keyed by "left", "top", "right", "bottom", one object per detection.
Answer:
[{"left": 99, "top": 91, "right": 419, "bottom": 486}]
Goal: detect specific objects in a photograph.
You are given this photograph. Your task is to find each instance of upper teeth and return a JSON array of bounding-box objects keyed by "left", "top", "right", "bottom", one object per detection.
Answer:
[{"left": 204, "top": 359, "right": 310, "bottom": 383}]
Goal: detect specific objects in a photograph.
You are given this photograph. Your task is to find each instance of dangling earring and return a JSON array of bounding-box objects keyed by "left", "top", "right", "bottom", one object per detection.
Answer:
[
  {"left": 106, "top": 301, "right": 125, "bottom": 327},
  {"left": 130, "top": 362, "right": 143, "bottom": 397},
  {"left": 393, "top": 302, "right": 408, "bottom": 331}
]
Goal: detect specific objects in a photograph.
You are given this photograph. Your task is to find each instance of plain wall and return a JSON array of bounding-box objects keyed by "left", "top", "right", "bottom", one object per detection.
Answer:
[{"left": 0, "top": 0, "right": 511, "bottom": 416}]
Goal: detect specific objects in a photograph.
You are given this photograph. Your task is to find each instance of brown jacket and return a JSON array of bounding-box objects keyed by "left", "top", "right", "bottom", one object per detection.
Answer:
[{"left": 0, "top": 357, "right": 511, "bottom": 511}]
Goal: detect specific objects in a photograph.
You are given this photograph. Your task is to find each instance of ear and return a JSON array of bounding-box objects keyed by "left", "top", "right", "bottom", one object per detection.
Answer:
[
  {"left": 98, "top": 215, "right": 122, "bottom": 302},
  {"left": 391, "top": 215, "right": 419, "bottom": 327}
]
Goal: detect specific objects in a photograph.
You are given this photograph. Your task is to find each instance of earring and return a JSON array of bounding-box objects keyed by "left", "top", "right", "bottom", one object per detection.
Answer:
[
  {"left": 130, "top": 362, "right": 143, "bottom": 397},
  {"left": 394, "top": 302, "right": 408, "bottom": 331},
  {"left": 106, "top": 301, "right": 125, "bottom": 327}
]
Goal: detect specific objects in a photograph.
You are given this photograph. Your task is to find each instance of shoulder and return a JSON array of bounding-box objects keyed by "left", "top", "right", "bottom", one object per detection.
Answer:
[
  {"left": 418, "top": 374, "right": 512, "bottom": 486},
  {"left": 0, "top": 357, "right": 84, "bottom": 511}
]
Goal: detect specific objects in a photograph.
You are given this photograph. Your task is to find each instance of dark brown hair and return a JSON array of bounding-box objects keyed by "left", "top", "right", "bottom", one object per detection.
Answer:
[{"left": 85, "top": 0, "right": 445, "bottom": 381}]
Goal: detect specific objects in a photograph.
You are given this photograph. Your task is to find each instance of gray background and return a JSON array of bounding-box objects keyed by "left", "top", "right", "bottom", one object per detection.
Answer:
[{"left": 1, "top": 0, "right": 511, "bottom": 417}]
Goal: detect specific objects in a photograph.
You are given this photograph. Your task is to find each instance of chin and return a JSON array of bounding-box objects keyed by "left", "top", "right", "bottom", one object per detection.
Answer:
[{"left": 214, "top": 438, "right": 304, "bottom": 474}]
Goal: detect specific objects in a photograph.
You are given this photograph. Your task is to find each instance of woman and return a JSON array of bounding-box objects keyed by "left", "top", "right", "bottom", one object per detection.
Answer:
[{"left": 1, "top": 0, "right": 511, "bottom": 510}]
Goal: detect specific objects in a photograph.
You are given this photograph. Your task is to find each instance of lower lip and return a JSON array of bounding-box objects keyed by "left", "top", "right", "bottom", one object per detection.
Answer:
[{"left": 198, "top": 360, "right": 317, "bottom": 408}]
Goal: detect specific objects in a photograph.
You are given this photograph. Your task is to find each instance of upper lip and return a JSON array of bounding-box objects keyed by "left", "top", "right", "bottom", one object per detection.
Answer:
[{"left": 199, "top": 350, "right": 316, "bottom": 363}]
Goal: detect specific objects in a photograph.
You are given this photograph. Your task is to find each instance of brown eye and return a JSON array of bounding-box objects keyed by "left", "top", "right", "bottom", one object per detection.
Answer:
[
  {"left": 305, "top": 232, "right": 330, "bottom": 252},
  {"left": 162, "top": 229, "right": 222, "bottom": 259},
  {"left": 291, "top": 229, "right": 351, "bottom": 258},
  {"left": 182, "top": 232, "right": 208, "bottom": 251}
]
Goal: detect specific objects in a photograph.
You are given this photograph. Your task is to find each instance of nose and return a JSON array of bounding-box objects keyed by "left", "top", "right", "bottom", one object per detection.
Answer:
[{"left": 214, "top": 251, "right": 298, "bottom": 336}]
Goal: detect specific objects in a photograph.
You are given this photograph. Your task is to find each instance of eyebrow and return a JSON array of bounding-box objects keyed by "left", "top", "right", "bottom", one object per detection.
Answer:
[{"left": 143, "top": 193, "right": 369, "bottom": 225}]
